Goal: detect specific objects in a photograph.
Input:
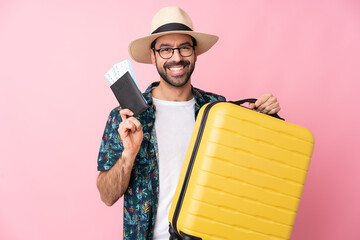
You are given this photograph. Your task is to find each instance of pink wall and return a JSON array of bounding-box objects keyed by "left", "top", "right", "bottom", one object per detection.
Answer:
[{"left": 1, "top": 0, "right": 359, "bottom": 239}]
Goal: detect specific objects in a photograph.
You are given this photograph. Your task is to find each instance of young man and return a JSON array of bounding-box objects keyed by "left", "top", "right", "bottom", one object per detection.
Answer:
[{"left": 97, "top": 7, "right": 281, "bottom": 240}]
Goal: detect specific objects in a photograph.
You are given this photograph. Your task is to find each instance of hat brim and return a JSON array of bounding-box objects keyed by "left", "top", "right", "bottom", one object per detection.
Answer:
[{"left": 128, "top": 31, "right": 219, "bottom": 64}]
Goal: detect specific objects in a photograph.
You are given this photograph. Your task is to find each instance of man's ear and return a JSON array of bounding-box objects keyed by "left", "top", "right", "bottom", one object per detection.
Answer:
[
  {"left": 150, "top": 49, "right": 156, "bottom": 65},
  {"left": 194, "top": 47, "right": 198, "bottom": 62}
]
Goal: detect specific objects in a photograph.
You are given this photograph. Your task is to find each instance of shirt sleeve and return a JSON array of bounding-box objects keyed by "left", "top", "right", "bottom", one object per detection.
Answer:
[
  {"left": 97, "top": 107, "right": 124, "bottom": 171},
  {"left": 218, "top": 95, "right": 226, "bottom": 101},
  {"left": 208, "top": 93, "right": 226, "bottom": 102}
]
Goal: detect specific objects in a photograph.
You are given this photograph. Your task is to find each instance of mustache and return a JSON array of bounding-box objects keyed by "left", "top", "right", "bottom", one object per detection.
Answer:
[{"left": 164, "top": 60, "right": 190, "bottom": 68}]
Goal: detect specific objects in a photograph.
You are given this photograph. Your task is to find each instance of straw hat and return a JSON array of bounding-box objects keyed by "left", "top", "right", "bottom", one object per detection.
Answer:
[{"left": 128, "top": 7, "right": 219, "bottom": 64}]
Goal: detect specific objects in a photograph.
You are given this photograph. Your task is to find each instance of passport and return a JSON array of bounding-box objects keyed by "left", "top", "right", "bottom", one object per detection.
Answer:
[{"left": 110, "top": 71, "right": 149, "bottom": 117}]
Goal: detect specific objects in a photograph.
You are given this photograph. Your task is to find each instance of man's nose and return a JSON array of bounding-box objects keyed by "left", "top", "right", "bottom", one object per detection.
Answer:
[{"left": 171, "top": 48, "right": 182, "bottom": 61}]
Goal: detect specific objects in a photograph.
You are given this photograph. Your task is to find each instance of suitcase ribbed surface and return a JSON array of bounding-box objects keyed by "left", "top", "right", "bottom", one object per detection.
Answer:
[{"left": 169, "top": 102, "right": 314, "bottom": 240}]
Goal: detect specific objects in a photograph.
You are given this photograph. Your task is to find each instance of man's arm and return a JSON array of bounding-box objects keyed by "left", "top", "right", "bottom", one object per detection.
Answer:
[
  {"left": 97, "top": 109, "right": 143, "bottom": 206},
  {"left": 97, "top": 153, "right": 134, "bottom": 206}
]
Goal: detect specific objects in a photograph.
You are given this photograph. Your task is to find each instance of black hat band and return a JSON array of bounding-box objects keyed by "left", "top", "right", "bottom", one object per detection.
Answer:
[{"left": 151, "top": 23, "right": 193, "bottom": 34}]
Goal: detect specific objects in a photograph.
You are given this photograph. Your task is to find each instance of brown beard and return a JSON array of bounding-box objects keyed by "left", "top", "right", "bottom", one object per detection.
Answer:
[{"left": 155, "top": 58, "right": 195, "bottom": 87}]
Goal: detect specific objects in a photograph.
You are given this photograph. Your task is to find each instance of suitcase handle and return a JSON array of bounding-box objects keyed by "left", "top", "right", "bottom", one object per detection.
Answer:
[{"left": 230, "top": 98, "right": 285, "bottom": 120}]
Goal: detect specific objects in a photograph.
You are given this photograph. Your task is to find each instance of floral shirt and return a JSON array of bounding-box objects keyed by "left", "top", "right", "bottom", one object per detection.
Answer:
[{"left": 97, "top": 82, "right": 226, "bottom": 240}]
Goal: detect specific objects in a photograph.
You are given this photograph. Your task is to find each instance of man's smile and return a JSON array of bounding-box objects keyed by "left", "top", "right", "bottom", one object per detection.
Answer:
[
  {"left": 169, "top": 66, "right": 184, "bottom": 71},
  {"left": 164, "top": 60, "right": 190, "bottom": 77},
  {"left": 167, "top": 65, "right": 187, "bottom": 76}
]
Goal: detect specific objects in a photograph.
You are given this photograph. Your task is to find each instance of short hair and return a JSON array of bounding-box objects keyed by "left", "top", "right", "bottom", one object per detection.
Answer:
[{"left": 150, "top": 36, "right": 197, "bottom": 49}]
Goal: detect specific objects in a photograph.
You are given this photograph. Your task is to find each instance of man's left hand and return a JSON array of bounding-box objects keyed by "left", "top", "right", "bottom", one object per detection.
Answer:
[{"left": 249, "top": 93, "right": 281, "bottom": 115}]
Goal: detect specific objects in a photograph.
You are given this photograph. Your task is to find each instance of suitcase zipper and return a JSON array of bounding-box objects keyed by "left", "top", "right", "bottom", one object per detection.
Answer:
[{"left": 172, "top": 101, "right": 220, "bottom": 238}]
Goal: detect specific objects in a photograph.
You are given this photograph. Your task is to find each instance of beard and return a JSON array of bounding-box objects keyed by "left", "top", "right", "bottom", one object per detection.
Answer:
[{"left": 155, "top": 59, "right": 195, "bottom": 87}]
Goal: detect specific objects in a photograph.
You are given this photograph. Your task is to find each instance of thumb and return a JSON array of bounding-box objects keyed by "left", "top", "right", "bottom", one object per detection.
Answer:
[{"left": 248, "top": 103, "right": 256, "bottom": 110}]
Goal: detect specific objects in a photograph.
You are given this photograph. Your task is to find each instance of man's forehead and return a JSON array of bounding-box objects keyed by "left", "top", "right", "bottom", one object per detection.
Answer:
[{"left": 155, "top": 33, "right": 193, "bottom": 46}]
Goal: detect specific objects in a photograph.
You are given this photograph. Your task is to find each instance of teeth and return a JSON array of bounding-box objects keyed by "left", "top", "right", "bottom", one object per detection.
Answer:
[{"left": 169, "top": 66, "right": 184, "bottom": 71}]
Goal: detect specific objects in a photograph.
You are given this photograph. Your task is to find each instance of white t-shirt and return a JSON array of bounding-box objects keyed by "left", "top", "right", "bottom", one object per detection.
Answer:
[{"left": 152, "top": 97, "right": 196, "bottom": 240}]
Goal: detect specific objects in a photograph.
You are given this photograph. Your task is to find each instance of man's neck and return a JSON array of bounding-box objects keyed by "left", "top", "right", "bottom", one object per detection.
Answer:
[{"left": 152, "top": 80, "right": 193, "bottom": 101}]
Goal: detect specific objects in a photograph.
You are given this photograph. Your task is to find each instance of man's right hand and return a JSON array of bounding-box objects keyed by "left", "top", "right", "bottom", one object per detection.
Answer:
[{"left": 118, "top": 109, "right": 143, "bottom": 161}]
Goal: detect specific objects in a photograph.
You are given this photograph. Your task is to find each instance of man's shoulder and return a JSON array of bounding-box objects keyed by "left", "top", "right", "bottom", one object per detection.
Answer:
[
  {"left": 193, "top": 86, "right": 226, "bottom": 103},
  {"left": 106, "top": 106, "right": 122, "bottom": 121}
]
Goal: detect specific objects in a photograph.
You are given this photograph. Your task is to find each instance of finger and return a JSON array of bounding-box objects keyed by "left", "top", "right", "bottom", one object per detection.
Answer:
[
  {"left": 125, "top": 120, "right": 137, "bottom": 133},
  {"left": 118, "top": 120, "right": 136, "bottom": 137},
  {"left": 261, "top": 101, "right": 280, "bottom": 114},
  {"left": 256, "top": 100, "right": 271, "bottom": 112},
  {"left": 118, "top": 124, "right": 129, "bottom": 139},
  {"left": 120, "top": 109, "right": 134, "bottom": 121},
  {"left": 257, "top": 96, "right": 277, "bottom": 112},
  {"left": 248, "top": 103, "right": 256, "bottom": 110},
  {"left": 255, "top": 93, "right": 272, "bottom": 108},
  {"left": 127, "top": 117, "right": 142, "bottom": 132},
  {"left": 267, "top": 106, "right": 281, "bottom": 115}
]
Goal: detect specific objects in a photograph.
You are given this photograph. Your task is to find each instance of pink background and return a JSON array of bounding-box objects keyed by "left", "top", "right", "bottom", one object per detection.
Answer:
[{"left": 1, "top": 0, "right": 359, "bottom": 239}]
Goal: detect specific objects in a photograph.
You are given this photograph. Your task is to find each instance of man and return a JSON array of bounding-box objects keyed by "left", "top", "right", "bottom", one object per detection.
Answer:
[{"left": 97, "top": 7, "right": 281, "bottom": 240}]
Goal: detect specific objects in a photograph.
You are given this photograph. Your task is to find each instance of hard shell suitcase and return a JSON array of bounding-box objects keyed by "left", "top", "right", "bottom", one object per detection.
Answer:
[{"left": 168, "top": 100, "right": 315, "bottom": 240}]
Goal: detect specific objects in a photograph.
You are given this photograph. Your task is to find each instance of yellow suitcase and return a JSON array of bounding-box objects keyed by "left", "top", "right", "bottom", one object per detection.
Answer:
[{"left": 168, "top": 100, "right": 315, "bottom": 240}]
